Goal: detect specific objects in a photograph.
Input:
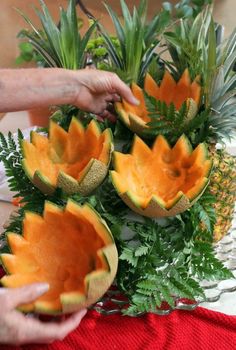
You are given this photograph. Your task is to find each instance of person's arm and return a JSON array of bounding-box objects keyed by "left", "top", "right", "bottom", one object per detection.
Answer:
[
  {"left": 0, "top": 68, "right": 138, "bottom": 114},
  {"left": 0, "top": 283, "right": 86, "bottom": 345}
]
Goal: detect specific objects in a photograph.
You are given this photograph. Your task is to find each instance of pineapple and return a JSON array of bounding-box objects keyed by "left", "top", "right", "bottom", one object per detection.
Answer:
[
  {"left": 97, "top": 0, "right": 170, "bottom": 84},
  {"left": 101, "top": 3, "right": 236, "bottom": 241},
  {"left": 6, "top": 0, "right": 236, "bottom": 315},
  {"left": 105, "top": 3, "right": 236, "bottom": 242},
  {"left": 20, "top": 1, "right": 236, "bottom": 242},
  {"left": 17, "top": 0, "right": 96, "bottom": 70},
  {"left": 209, "top": 149, "right": 236, "bottom": 240},
  {"left": 206, "top": 26, "right": 236, "bottom": 241},
  {"left": 164, "top": 7, "right": 236, "bottom": 241}
]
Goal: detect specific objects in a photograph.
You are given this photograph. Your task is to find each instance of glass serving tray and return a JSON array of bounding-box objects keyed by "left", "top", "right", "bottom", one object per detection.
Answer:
[{"left": 93, "top": 209, "right": 236, "bottom": 316}]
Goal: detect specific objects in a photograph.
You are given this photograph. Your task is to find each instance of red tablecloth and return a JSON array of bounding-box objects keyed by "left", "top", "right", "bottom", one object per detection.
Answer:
[{"left": 1, "top": 306, "right": 236, "bottom": 350}]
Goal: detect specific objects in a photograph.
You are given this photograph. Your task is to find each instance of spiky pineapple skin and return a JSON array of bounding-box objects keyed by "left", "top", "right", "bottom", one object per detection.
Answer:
[{"left": 209, "top": 149, "right": 236, "bottom": 241}]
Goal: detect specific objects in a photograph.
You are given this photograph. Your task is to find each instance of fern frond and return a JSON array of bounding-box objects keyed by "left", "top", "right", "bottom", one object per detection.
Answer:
[{"left": 144, "top": 94, "right": 208, "bottom": 144}]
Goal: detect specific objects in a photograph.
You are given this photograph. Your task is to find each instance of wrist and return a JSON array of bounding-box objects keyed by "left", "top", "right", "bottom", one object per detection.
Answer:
[
  {"left": 46, "top": 68, "right": 80, "bottom": 106},
  {"left": 68, "top": 69, "right": 89, "bottom": 106}
]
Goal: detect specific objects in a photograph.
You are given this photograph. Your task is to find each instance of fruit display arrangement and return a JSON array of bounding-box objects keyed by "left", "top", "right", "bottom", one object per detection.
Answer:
[{"left": 0, "top": 0, "right": 236, "bottom": 316}]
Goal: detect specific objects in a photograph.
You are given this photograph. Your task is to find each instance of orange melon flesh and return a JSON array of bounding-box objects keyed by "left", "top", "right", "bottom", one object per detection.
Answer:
[
  {"left": 49, "top": 122, "right": 68, "bottom": 159},
  {"left": 98, "top": 129, "right": 113, "bottom": 164},
  {"left": 159, "top": 71, "right": 177, "bottom": 106},
  {"left": 65, "top": 118, "right": 85, "bottom": 163},
  {"left": 116, "top": 69, "right": 201, "bottom": 137},
  {"left": 144, "top": 73, "right": 160, "bottom": 100},
  {"left": 1, "top": 200, "right": 118, "bottom": 314},
  {"left": 22, "top": 118, "right": 113, "bottom": 195},
  {"left": 131, "top": 83, "right": 149, "bottom": 121},
  {"left": 174, "top": 69, "right": 191, "bottom": 109},
  {"left": 120, "top": 83, "right": 150, "bottom": 124},
  {"left": 111, "top": 135, "right": 212, "bottom": 217},
  {"left": 158, "top": 69, "right": 201, "bottom": 110}
]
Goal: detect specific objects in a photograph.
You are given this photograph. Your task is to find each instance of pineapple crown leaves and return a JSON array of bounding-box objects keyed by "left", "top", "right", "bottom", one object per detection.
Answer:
[
  {"left": 207, "top": 29, "right": 236, "bottom": 143},
  {"left": 98, "top": 0, "right": 170, "bottom": 84},
  {"left": 16, "top": 0, "right": 96, "bottom": 69},
  {"left": 163, "top": 6, "right": 215, "bottom": 81},
  {"left": 208, "top": 28, "right": 236, "bottom": 107},
  {"left": 163, "top": 6, "right": 236, "bottom": 144}
]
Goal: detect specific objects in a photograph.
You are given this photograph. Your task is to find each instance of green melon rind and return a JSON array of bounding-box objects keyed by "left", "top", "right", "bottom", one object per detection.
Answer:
[
  {"left": 61, "top": 243, "right": 118, "bottom": 314},
  {"left": 202, "top": 155, "right": 213, "bottom": 178},
  {"left": 49, "top": 202, "right": 118, "bottom": 313},
  {"left": 121, "top": 191, "right": 191, "bottom": 218},
  {"left": 189, "top": 178, "right": 210, "bottom": 204},
  {"left": 33, "top": 302, "right": 63, "bottom": 315},
  {"left": 22, "top": 124, "right": 113, "bottom": 196},
  {"left": 116, "top": 106, "right": 152, "bottom": 138},
  {"left": 128, "top": 114, "right": 152, "bottom": 138},
  {"left": 110, "top": 134, "right": 212, "bottom": 217},
  {"left": 31, "top": 158, "right": 109, "bottom": 196},
  {"left": 0, "top": 202, "right": 118, "bottom": 315},
  {"left": 22, "top": 152, "right": 56, "bottom": 196},
  {"left": 178, "top": 134, "right": 193, "bottom": 154},
  {"left": 100, "top": 127, "right": 114, "bottom": 163},
  {"left": 57, "top": 158, "right": 109, "bottom": 195},
  {"left": 21, "top": 156, "right": 34, "bottom": 181},
  {"left": 185, "top": 98, "right": 198, "bottom": 122},
  {"left": 201, "top": 143, "right": 211, "bottom": 163},
  {"left": 116, "top": 98, "right": 199, "bottom": 139},
  {"left": 111, "top": 170, "right": 210, "bottom": 218},
  {"left": 33, "top": 170, "right": 56, "bottom": 195}
]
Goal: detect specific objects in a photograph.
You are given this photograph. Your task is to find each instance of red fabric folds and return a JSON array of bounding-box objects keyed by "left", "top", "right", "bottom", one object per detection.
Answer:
[{"left": 1, "top": 306, "right": 236, "bottom": 350}]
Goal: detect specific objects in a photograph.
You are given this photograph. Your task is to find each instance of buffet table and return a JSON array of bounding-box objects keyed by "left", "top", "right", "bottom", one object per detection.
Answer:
[{"left": 1, "top": 112, "right": 236, "bottom": 350}]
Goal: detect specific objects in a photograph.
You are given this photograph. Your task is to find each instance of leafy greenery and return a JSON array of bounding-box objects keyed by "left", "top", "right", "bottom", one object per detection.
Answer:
[
  {"left": 2, "top": 0, "right": 235, "bottom": 317},
  {"left": 113, "top": 191, "right": 232, "bottom": 315},
  {"left": 15, "top": 40, "right": 44, "bottom": 66},
  {"left": 71, "top": 181, "right": 232, "bottom": 315},
  {"left": 98, "top": 0, "right": 170, "bottom": 84},
  {"left": 144, "top": 93, "right": 210, "bottom": 145},
  {"left": 16, "top": 0, "right": 211, "bottom": 69},
  {"left": 163, "top": 6, "right": 236, "bottom": 144},
  {"left": 207, "top": 29, "right": 236, "bottom": 144},
  {"left": 163, "top": 6, "right": 215, "bottom": 82},
  {"left": 85, "top": 35, "right": 120, "bottom": 69},
  {"left": 16, "top": 0, "right": 95, "bottom": 69},
  {"left": 0, "top": 128, "right": 233, "bottom": 315},
  {"left": 0, "top": 131, "right": 65, "bottom": 250},
  {"left": 162, "top": 0, "right": 213, "bottom": 19}
]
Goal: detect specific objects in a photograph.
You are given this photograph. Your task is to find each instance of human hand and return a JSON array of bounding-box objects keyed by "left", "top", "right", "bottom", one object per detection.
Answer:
[
  {"left": 72, "top": 69, "right": 139, "bottom": 116},
  {"left": 0, "top": 283, "right": 87, "bottom": 345}
]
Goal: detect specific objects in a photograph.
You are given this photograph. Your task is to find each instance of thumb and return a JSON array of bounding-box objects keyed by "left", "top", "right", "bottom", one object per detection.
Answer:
[{"left": 5, "top": 283, "right": 49, "bottom": 309}]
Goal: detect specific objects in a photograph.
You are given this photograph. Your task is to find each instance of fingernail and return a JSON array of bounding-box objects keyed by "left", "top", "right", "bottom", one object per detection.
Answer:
[
  {"left": 131, "top": 97, "right": 140, "bottom": 106},
  {"left": 35, "top": 283, "right": 50, "bottom": 294}
]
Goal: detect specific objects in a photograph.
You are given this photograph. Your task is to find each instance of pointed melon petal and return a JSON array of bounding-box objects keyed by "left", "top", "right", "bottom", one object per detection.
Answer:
[
  {"left": 144, "top": 73, "right": 160, "bottom": 100},
  {"left": 160, "top": 71, "right": 177, "bottom": 105}
]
